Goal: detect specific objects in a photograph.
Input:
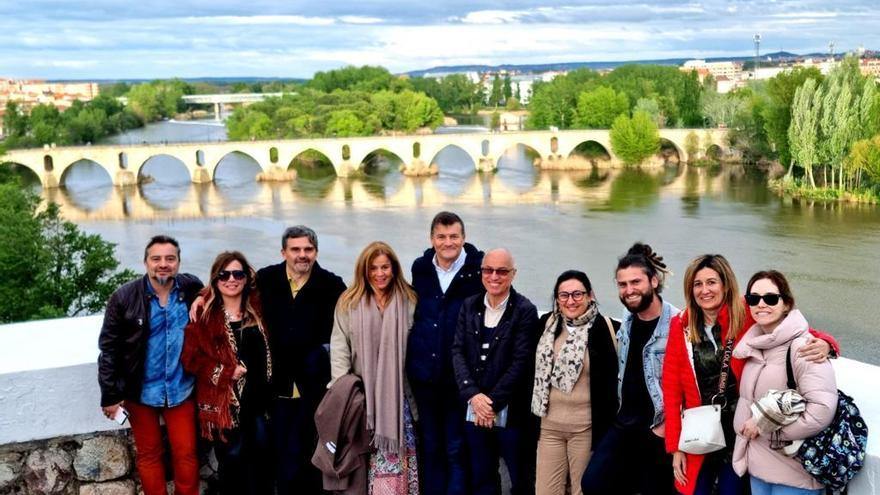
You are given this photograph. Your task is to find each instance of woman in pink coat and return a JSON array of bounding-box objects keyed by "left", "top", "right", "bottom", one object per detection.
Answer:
[{"left": 732, "top": 270, "right": 837, "bottom": 494}]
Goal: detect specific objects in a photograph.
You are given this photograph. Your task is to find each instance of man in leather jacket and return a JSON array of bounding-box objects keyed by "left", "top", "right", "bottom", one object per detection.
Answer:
[{"left": 98, "top": 235, "right": 203, "bottom": 495}]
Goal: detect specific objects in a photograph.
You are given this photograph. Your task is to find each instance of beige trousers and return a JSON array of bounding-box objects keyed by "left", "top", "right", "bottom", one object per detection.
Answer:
[{"left": 535, "top": 427, "right": 593, "bottom": 495}]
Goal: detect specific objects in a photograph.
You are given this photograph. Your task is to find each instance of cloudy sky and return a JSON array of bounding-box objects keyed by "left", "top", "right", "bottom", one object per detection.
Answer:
[{"left": 2, "top": 0, "right": 878, "bottom": 80}]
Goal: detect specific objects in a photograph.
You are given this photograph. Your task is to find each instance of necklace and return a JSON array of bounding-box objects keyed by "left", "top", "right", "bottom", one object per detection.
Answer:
[{"left": 223, "top": 307, "right": 242, "bottom": 324}]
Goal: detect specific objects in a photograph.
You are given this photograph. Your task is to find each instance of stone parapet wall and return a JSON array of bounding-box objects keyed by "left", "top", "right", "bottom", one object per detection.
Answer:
[{"left": 0, "top": 431, "right": 216, "bottom": 495}]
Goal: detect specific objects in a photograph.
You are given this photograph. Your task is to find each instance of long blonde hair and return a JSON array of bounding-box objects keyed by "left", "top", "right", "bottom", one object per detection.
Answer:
[
  {"left": 683, "top": 254, "right": 744, "bottom": 344},
  {"left": 337, "top": 241, "right": 417, "bottom": 311}
]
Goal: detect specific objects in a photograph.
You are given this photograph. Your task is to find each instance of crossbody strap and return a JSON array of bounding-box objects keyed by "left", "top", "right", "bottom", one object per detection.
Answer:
[
  {"left": 712, "top": 337, "right": 735, "bottom": 405},
  {"left": 785, "top": 344, "right": 797, "bottom": 390},
  {"left": 604, "top": 315, "right": 618, "bottom": 353}
]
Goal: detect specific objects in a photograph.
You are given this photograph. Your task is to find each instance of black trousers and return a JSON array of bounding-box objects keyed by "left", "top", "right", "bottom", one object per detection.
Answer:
[
  {"left": 213, "top": 413, "right": 273, "bottom": 495},
  {"left": 580, "top": 423, "right": 676, "bottom": 495},
  {"left": 411, "top": 380, "right": 470, "bottom": 495},
  {"left": 272, "top": 397, "right": 324, "bottom": 494}
]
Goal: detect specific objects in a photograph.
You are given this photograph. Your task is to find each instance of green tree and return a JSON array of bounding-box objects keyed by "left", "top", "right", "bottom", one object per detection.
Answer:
[
  {"left": 490, "top": 74, "right": 503, "bottom": 107},
  {"left": 634, "top": 97, "right": 665, "bottom": 127},
  {"left": 326, "top": 109, "right": 365, "bottom": 137},
  {"left": 610, "top": 111, "right": 661, "bottom": 165},
  {"left": 684, "top": 131, "right": 700, "bottom": 160},
  {"left": 847, "top": 135, "right": 880, "bottom": 185},
  {"left": 503, "top": 74, "right": 513, "bottom": 101},
  {"left": 575, "top": 86, "right": 629, "bottom": 128},
  {"left": 526, "top": 69, "right": 601, "bottom": 130},
  {"left": 762, "top": 67, "right": 823, "bottom": 168},
  {"left": 789, "top": 78, "right": 822, "bottom": 187},
  {"left": 308, "top": 66, "right": 397, "bottom": 93},
  {"left": 0, "top": 175, "right": 136, "bottom": 322}
]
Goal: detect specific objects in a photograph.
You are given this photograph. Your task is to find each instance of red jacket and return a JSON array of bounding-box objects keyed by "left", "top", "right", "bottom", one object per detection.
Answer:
[{"left": 662, "top": 303, "right": 840, "bottom": 495}]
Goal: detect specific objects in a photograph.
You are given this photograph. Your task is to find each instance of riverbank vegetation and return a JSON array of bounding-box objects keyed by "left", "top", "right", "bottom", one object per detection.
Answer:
[
  {"left": 225, "top": 66, "right": 445, "bottom": 140},
  {"left": 0, "top": 165, "right": 136, "bottom": 322},
  {"left": 2, "top": 95, "right": 143, "bottom": 149}
]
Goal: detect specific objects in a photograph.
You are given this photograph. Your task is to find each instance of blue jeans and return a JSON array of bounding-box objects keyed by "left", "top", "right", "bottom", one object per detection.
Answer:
[
  {"left": 749, "top": 476, "right": 823, "bottom": 495},
  {"left": 411, "top": 380, "right": 469, "bottom": 495}
]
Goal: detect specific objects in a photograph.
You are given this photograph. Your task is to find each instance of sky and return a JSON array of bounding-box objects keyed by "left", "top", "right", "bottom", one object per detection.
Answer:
[{"left": 2, "top": 0, "right": 878, "bottom": 80}]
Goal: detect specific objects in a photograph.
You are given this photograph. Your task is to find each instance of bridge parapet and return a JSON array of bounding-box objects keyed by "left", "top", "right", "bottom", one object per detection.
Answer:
[{"left": 1, "top": 129, "right": 729, "bottom": 188}]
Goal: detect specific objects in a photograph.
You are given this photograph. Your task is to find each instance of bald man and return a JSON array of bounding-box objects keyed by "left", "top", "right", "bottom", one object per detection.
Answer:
[{"left": 451, "top": 249, "right": 540, "bottom": 495}]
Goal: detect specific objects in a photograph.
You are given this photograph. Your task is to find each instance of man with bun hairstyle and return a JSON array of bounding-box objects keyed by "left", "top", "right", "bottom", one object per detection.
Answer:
[{"left": 581, "top": 242, "right": 678, "bottom": 495}]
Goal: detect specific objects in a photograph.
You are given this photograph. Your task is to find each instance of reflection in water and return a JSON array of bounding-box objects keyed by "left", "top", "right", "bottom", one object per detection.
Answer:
[
  {"left": 602, "top": 168, "right": 662, "bottom": 212},
  {"left": 435, "top": 146, "right": 476, "bottom": 197},
  {"left": 59, "top": 160, "right": 113, "bottom": 211},
  {"left": 496, "top": 144, "right": 540, "bottom": 194}
]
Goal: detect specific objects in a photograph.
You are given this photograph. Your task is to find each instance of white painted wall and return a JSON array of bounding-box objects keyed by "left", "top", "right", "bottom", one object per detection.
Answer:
[{"left": 0, "top": 316, "right": 876, "bottom": 493}]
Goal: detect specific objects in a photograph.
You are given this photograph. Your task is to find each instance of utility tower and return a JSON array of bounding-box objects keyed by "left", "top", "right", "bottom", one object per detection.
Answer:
[
  {"left": 753, "top": 34, "right": 761, "bottom": 79},
  {"left": 829, "top": 41, "right": 835, "bottom": 61}
]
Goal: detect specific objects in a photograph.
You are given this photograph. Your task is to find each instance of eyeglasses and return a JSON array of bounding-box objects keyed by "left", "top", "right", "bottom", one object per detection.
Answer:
[
  {"left": 480, "top": 267, "right": 514, "bottom": 277},
  {"left": 217, "top": 270, "right": 247, "bottom": 281},
  {"left": 557, "top": 290, "right": 588, "bottom": 302},
  {"left": 745, "top": 293, "right": 781, "bottom": 306}
]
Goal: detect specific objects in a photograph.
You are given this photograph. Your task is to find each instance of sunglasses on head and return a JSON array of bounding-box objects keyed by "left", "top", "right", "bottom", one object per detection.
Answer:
[
  {"left": 745, "top": 293, "right": 781, "bottom": 306},
  {"left": 217, "top": 270, "right": 247, "bottom": 281}
]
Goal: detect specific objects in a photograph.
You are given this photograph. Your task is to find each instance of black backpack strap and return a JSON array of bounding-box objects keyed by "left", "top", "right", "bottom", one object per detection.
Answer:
[{"left": 785, "top": 343, "right": 797, "bottom": 390}]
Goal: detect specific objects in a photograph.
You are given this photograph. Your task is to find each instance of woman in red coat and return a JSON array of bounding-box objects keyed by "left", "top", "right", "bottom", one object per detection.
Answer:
[{"left": 662, "top": 254, "right": 838, "bottom": 495}]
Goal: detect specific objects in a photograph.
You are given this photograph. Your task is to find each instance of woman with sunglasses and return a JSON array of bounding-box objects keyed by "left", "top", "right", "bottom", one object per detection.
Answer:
[
  {"left": 662, "top": 257, "right": 838, "bottom": 495},
  {"left": 731, "top": 270, "right": 837, "bottom": 494},
  {"left": 329, "top": 241, "right": 419, "bottom": 494},
  {"left": 181, "top": 251, "right": 272, "bottom": 494},
  {"left": 531, "top": 270, "right": 620, "bottom": 495}
]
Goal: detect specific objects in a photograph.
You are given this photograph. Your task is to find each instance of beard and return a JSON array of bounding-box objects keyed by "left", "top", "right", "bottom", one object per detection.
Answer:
[
  {"left": 621, "top": 289, "right": 655, "bottom": 314},
  {"left": 154, "top": 275, "right": 171, "bottom": 286}
]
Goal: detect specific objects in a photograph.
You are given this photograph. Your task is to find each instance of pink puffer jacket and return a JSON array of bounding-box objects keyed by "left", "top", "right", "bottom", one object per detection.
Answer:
[{"left": 731, "top": 309, "right": 837, "bottom": 490}]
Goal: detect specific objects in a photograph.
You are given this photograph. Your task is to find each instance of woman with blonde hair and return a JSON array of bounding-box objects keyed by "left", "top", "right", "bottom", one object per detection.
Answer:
[
  {"left": 663, "top": 256, "right": 837, "bottom": 495},
  {"left": 181, "top": 251, "right": 272, "bottom": 494},
  {"left": 330, "top": 241, "right": 419, "bottom": 494}
]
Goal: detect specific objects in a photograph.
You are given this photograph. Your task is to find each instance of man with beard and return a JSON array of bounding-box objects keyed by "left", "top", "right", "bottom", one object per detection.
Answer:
[
  {"left": 581, "top": 242, "right": 678, "bottom": 495},
  {"left": 191, "top": 226, "right": 345, "bottom": 493},
  {"left": 257, "top": 226, "right": 346, "bottom": 494},
  {"left": 99, "top": 235, "right": 204, "bottom": 495}
]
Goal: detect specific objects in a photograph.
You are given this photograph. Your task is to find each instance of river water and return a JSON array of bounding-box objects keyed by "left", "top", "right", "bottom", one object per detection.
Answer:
[{"left": 34, "top": 121, "right": 880, "bottom": 364}]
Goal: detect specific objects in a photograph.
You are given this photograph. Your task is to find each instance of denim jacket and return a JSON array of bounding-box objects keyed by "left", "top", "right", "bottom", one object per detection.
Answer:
[{"left": 616, "top": 299, "right": 679, "bottom": 429}]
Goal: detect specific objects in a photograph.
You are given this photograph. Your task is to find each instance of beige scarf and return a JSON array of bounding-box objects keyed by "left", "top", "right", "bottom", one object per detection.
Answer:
[{"left": 352, "top": 290, "right": 412, "bottom": 454}]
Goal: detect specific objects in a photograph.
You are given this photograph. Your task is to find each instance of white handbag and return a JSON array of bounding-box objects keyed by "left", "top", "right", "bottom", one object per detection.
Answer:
[
  {"left": 676, "top": 335, "right": 735, "bottom": 455},
  {"left": 678, "top": 404, "right": 725, "bottom": 454}
]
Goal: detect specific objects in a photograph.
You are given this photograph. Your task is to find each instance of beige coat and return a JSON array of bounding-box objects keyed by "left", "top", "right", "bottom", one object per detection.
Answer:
[{"left": 732, "top": 309, "right": 837, "bottom": 490}]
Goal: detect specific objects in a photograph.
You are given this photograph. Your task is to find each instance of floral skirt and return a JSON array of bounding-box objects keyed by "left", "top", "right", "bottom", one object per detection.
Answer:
[{"left": 368, "top": 399, "right": 419, "bottom": 495}]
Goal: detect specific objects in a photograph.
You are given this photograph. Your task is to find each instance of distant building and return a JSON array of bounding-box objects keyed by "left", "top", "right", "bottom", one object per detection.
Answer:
[
  {"left": 681, "top": 60, "right": 742, "bottom": 81},
  {"left": 715, "top": 76, "right": 737, "bottom": 94},
  {"left": 859, "top": 58, "right": 880, "bottom": 79},
  {"left": 794, "top": 58, "right": 837, "bottom": 75},
  {"left": 0, "top": 79, "right": 100, "bottom": 132}
]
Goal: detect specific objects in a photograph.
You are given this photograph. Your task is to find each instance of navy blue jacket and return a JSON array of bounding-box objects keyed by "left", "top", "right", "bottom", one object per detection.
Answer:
[
  {"left": 451, "top": 288, "right": 540, "bottom": 427},
  {"left": 406, "top": 243, "right": 484, "bottom": 386}
]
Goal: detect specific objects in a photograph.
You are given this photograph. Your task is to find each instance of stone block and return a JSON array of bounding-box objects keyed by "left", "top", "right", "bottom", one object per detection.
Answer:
[
  {"left": 79, "top": 480, "right": 135, "bottom": 495},
  {"left": 24, "top": 448, "right": 74, "bottom": 495},
  {"left": 0, "top": 452, "right": 23, "bottom": 491},
  {"left": 73, "top": 436, "right": 131, "bottom": 482}
]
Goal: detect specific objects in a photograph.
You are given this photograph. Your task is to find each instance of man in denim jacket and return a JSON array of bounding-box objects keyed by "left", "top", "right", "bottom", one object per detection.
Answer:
[{"left": 582, "top": 242, "right": 678, "bottom": 495}]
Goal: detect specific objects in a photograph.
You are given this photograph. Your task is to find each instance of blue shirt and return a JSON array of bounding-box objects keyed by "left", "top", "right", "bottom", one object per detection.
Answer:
[
  {"left": 433, "top": 248, "right": 467, "bottom": 293},
  {"left": 140, "top": 278, "right": 194, "bottom": 407}
]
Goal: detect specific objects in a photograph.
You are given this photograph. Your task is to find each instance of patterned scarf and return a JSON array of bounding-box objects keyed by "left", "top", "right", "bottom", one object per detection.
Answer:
[{"left": 531, "top": 300, "right": 599, "bottom": 417}]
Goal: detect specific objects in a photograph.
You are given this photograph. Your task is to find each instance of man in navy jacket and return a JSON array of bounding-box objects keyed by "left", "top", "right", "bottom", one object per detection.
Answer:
[{"left": 407, "top": 212, "right": 484, "bottom": 495}]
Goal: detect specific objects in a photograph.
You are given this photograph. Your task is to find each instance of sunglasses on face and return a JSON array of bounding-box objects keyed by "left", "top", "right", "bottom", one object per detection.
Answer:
[
  {"left": 217, "top": 270, "right": 247, "bottom": 281},
  {"left": 557, "top": 290, "right": 588, "bottom": 302},
  {"left": 480, "top": 267, "right": 514, "bottom": 277},
  {"left": 745, "top": 293, "right": 781, "bottom": 306}
]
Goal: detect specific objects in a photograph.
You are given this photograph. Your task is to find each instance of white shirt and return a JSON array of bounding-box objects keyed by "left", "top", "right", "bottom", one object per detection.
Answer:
[
  {"left": 483, "top": 293, "right": 510, "bottom": 329},
  {"left": 433, "top": 248, "right": 467, "bottom": 293}
]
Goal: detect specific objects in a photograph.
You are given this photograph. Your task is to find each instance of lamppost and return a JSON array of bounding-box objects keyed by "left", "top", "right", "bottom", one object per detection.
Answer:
[{"left": 753, "top": 34, "right": 761, "bottom": 79}]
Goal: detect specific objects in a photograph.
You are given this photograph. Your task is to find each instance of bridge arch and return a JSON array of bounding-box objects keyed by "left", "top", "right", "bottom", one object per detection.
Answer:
[
  {"left": 567, "top": 140, "right": 612, "bottom": 164},
  {"left": 659, "top": 138, "right": 684, "bottom": 164},
  {"left": 214, "top": 151, "right": 263, "bottom": 184},
  {"left": 426, "top": 144, "right": 477, "bottom": 173},
  {"left": 360, "top": 148, "right": 405, "bottom": 175},
  {"left": 289, "top": 149, "right": 336, "bottom": 178},
  {"left": 60, "top": 158, "right": 113, "bottom": 188},
  {"left": 0, "top": 161, "right": 41, "bottom": 185},
  {"left": 137, "top": 154, "right": 191, "bottom": 185},
  {"left": 497, "top": 143, "right": 542, "bottom": 169}
]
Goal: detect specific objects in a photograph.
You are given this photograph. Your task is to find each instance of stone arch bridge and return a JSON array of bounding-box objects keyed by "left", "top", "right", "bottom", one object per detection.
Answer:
[{"left": 2, "top": 129, "right": 727, "bottom": 188}]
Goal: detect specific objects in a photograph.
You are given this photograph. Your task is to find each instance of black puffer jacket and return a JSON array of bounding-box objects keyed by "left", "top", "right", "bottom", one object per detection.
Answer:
[{"left": 98, "top": 274, "right": 203, "bottom": 407}]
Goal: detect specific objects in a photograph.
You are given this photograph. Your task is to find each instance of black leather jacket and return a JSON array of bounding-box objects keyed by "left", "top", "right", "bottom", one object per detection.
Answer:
[{"left": 97, "top": 274, "right": 203, "bottom": 407}]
